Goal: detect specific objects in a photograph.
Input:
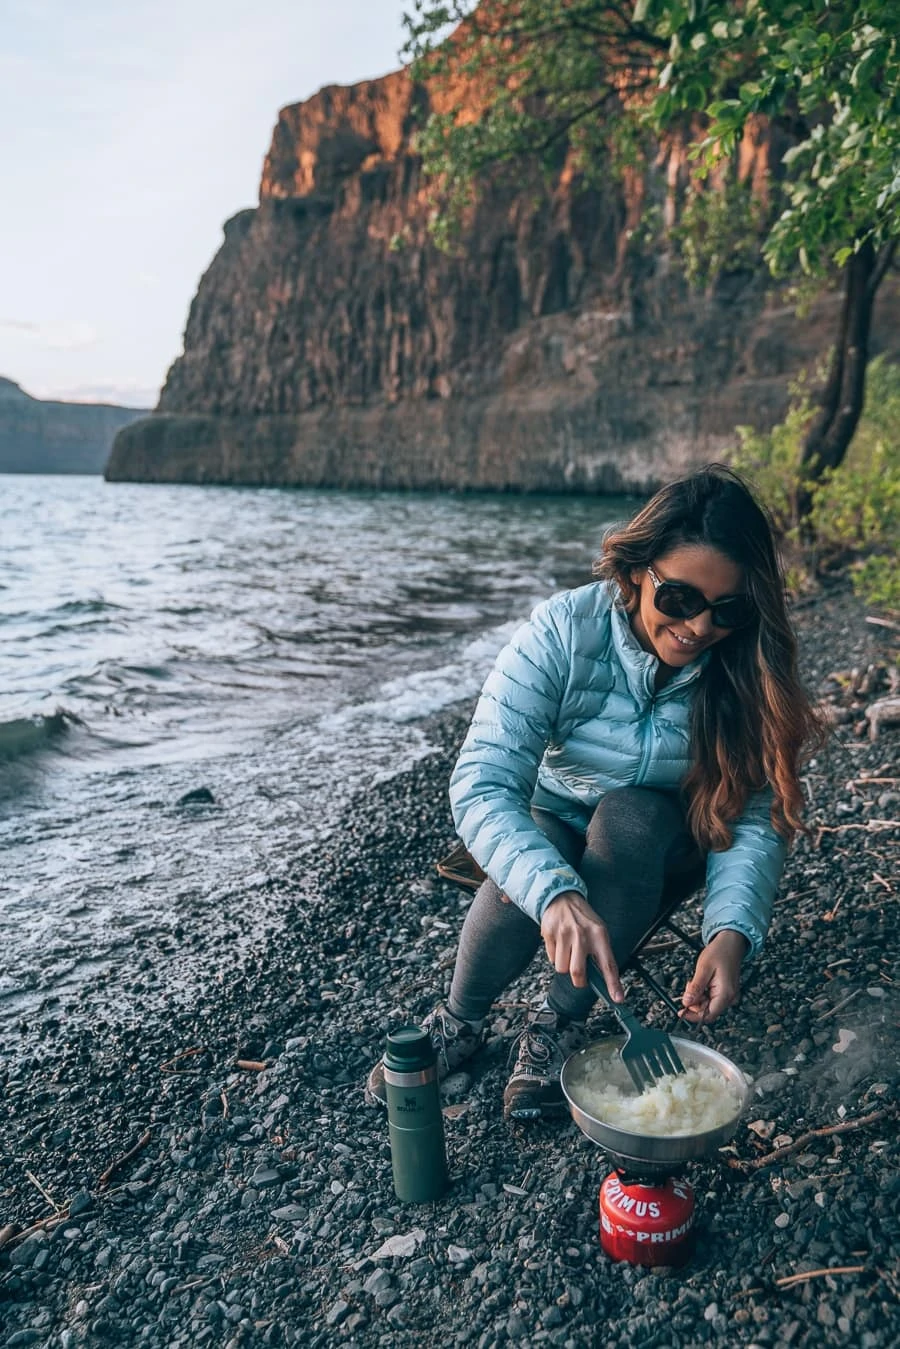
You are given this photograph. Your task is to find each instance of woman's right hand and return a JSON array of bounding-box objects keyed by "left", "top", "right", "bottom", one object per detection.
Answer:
[{"left": 539, "top": 891, "right": 624, "bottom": 1000}]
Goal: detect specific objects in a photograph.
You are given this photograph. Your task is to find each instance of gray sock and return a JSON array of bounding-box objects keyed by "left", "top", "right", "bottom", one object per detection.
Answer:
[
  {"left": 445, "top": 1004, "right": 485, "bottom": 1034},
  {"left": 538, "top": 996, "right": 584, "bottom": 1029}
]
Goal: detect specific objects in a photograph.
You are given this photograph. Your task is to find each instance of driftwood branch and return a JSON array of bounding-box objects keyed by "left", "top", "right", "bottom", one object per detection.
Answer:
[
  {"left": 1, "top": 1212, "right": 69, "bottom": 1250},
  {"left": 865, "top": 698, "right": 900, "bottom": 740},
  {"left": 25, "top": 1169, "right": 61, "bottom": 1213},
  {"left": 728, "top": 1107, "right": 890, "bottom": 1170},
  {"left": 775, "top": 1264, "right": 867, "bottom": 1289},
  {"left": 731, "top": 1265, "right": 871, "bottom": 1300},
  {"left": 98, "top": 1129, "right": 153, "bottom": 1191},
  {"left": 159, "top": 1047, "right": 207, "bottom": 1074},
  {"left": 815, "top": 987, "right": 862, "bottom": 1021},
  {"left": 814, "top": 819, "right": 899, "bottom": 846}
]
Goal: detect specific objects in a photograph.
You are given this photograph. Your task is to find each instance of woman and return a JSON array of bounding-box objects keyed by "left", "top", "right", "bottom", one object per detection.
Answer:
[{"left": 367, "top": 466, "right": 822, "bottom": 1120}]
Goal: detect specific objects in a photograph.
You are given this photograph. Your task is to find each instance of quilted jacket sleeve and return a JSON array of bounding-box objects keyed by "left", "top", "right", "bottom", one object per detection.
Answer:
[
  {"left": 449, "top": 596, "right": 588, "bottom": 925},
  {"left": 701, "top": 788, "right": 788, "bottom": 959}
]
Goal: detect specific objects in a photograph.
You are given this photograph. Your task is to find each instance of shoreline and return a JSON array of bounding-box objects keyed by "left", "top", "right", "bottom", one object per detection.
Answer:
[{"left": 1, "top": 579, "right": 898, "bottom": 1348}]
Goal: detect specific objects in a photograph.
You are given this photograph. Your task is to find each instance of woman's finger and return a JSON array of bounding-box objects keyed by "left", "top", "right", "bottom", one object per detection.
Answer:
[
  {"left": 568, "top": 934, "right": 588, "bottom": 988},
  {"left": 680, "top": 996, "right": 710, "bottom": 1024},
  {"left": 590, "top": 936, "right": 623, "bottom": 1002},
  {"left": 553, "top": 934, "right": 572, "bottom": 978},
  {"left": 706, "top": 980, "right": 738, "bottom": 1021}
]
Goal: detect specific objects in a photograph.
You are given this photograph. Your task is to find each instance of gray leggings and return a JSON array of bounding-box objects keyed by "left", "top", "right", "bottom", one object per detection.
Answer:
[{"left": 448, "top": 787, "right": 705, "bottom": 1024}]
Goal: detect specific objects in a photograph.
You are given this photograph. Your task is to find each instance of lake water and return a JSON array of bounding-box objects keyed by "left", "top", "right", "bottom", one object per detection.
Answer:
[{"left": 0, "top": 475, "right": 636, "bottom": 1032}]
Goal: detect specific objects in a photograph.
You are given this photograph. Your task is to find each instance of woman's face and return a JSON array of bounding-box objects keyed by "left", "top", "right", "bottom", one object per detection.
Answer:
[{"left": 629, "top": 544, "right": 746, "bottom": 669}]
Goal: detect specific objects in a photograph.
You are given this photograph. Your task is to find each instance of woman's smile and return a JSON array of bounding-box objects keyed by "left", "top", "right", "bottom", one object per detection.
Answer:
[{"left": 669, "top": 629, "right": 703, "bottom": 650}]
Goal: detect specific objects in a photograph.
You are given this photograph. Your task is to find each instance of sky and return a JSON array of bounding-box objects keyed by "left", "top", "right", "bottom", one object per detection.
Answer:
[{"left": 0, "top": 0, "right": 410, "bottom": 407}]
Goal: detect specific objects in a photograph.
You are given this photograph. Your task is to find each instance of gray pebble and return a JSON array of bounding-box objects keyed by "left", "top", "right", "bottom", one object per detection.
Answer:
[
  {"left": 68, "top": 1191, "right": 93, "bottom": 1217},
  {"left": 387, "top": 1302, "right": 410, "bottom": 1328},
  {"left": 325, "top": 1299, "right": 349, "bottom": 1327},
  {"left": 441, "top": 1071, "right": 472, "bottom": 1101},
  {"left": 251, "top": 1168, "right": 282, "bottom": 1189},
  {"left": 8, "top": 1235, "right": 48, "bottom": 1269}
]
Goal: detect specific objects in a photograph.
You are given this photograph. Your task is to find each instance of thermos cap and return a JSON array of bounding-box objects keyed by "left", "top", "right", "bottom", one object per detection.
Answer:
[{"left": 384, "top": 1024, "right": 434, "bottom": 1071}]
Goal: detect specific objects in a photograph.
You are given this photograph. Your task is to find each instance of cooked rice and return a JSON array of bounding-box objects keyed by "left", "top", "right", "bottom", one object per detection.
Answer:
[{"left": 575, "top": 1059, "right": 742, "bottom": 1136}]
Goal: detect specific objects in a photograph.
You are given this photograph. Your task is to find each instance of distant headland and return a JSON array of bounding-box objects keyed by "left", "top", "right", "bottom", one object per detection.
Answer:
[{"left": 0, "top": 377, "right": 146, "bottom": 475}]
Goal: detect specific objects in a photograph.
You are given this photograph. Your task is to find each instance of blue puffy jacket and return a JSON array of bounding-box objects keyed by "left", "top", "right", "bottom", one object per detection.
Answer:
[{"left": 449, "top": 581, "right": 787, "bottom": 958}]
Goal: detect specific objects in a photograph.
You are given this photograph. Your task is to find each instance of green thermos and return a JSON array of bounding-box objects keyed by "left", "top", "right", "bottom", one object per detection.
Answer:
[{"left": 383, "top": 1025, "right": 448, "bottom": 1203}]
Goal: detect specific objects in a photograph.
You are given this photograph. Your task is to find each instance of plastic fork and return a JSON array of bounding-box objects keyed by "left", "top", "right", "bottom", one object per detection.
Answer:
[{"left": 586, "top": 958, "right": 685, "bottom": 1091}]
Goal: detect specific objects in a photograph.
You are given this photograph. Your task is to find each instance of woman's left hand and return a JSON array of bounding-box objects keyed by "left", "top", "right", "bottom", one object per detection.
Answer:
[{"left": 679, "top": 929, "right": 749, "bottom": 1025}]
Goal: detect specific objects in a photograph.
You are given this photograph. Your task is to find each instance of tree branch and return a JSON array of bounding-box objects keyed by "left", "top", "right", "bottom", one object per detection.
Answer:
[{"left": 868, "top": 238, "right": 898, "bottom": 298}]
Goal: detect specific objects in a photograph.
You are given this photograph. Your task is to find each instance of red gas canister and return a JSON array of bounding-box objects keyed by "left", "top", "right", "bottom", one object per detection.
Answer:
[{"left": 599, "top": 1173, "right": 695, "bottom": 1267}]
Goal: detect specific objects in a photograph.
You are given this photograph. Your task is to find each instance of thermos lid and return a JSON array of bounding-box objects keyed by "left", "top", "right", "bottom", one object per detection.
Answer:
[{"left": 384, "top": 1024, "right": 434, "bottom": 1070}]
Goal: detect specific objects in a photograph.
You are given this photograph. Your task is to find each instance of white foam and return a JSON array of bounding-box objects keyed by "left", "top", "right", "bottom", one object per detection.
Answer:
[{"left": 320, "top": 619, "right": 522, "bottom": 729}]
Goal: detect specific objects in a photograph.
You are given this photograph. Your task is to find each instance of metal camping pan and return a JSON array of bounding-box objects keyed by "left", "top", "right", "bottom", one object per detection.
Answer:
[{"left": 561, "top": 1036, "right": 751, "bottom": 1176}]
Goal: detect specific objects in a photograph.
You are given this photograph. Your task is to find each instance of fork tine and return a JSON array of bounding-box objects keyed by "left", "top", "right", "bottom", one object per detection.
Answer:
[
  {"left": 651, "top": 1041, "right": 680, "bottom": 1078},
  {"left": 644, "top": 1050, "right": 667, "bottom": 1084},
  {"left": 636, "top": 1052, "right": 666, "bottom": 1084},
  {"left": 662, "top": 1040, "right": 686, "bottom": 1075},
  {"left": 622, "top": 1054, "right": 649, "bottom": 1092},
  {"left": 651, "top": 1043, "right": 682, "bottom": 1083},
  {"left": 631, "top": 1062, "right": 651, "bottom": 1092},
  {"left": 644, "top": 1026, "right": 686, "bottom": 1077}
]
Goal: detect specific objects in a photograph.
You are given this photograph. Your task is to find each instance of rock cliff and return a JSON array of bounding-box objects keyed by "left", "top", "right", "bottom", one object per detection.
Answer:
[
  {"left": 0, "top": 378, "right": 145, "bottom": 475},
  {"left": 106, "top": 66, "right": 900, "bottom": 491}
]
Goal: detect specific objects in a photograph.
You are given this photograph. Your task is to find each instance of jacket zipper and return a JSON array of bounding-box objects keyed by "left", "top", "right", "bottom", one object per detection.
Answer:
[
  {"left": 634, "top": 660, "right": 698, "bottom": 784},
  {"left": 634, "top": 663, "right": 657, "bottom": 784}
]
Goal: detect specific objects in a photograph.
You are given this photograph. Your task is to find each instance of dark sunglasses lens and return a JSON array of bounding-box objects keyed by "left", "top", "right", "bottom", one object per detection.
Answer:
[
  {"left": 653, "top": 584, "right": 705, "bottom": 620},
  {"left": 711, "top": 596, "right": 754, "bottom": 628},
  {"left": 654, "top": 583, "right": 755, "bottom": 628}
]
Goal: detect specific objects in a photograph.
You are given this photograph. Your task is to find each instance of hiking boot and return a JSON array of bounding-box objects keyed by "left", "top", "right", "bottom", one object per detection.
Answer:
[
  {"left": 364, "top": 1003, "right": 486, "bottom": 1106},
  {"left": 503, "top": 1008, "right": 587, "bottom": 1122}
]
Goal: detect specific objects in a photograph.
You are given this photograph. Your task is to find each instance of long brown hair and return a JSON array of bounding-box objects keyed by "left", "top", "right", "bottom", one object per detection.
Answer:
[{"left": 594, "top": 465, "right": 824, "bottom": 852}]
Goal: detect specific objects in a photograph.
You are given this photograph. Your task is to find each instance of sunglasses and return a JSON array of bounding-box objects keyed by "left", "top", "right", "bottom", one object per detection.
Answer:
[{"left": 646, "top": 565, "right": 755, "bottom": 629}]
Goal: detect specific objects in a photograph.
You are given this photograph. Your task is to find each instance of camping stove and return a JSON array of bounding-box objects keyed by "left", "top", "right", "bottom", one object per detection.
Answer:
[
  {"left": 598, "top": 1169, "right": 695, "bottom": 1267},
  {"left": 561, "top": 1037, "right": 751, "bottom": 1270}
]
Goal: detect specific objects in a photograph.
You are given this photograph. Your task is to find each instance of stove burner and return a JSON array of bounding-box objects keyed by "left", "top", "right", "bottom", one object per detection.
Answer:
[
  {"left": 612, "top": 1162, "right": 688, "bottom": 1186},
  {"left": 602, "top": 1145, "right": 689, "bottom": 1184}
]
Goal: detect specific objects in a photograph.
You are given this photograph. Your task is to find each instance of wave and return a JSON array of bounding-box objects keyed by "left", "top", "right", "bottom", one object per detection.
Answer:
[
  {"left": 319, "top": 618, "right": 519, "bottom": 735},
  {"left": 54, "top": 598, "right": 126, "bottom": 616},
  {"left": 0, "top": 708, "right": 83, "bottom": 761}
]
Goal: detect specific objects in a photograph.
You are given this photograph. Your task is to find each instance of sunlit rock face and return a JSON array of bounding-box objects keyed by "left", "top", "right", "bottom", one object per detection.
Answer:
[{"left": 107, "top": 65, "right": 900, "bottom": 490}]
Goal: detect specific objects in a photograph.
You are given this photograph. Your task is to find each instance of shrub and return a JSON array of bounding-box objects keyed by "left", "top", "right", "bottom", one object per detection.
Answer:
[{"left": 729, "top": 357, "right": 900, "bottom": 613}]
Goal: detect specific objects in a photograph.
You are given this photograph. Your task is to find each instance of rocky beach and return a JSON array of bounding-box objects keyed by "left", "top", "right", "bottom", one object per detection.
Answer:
[{"left": 1, "top": 577, "right": 898, "bottom": 1348}]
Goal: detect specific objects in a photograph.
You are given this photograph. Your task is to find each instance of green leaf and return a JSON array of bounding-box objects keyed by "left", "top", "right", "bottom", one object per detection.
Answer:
[{"left": 683, "top": 81, "right": 709, "bottom": 110}]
